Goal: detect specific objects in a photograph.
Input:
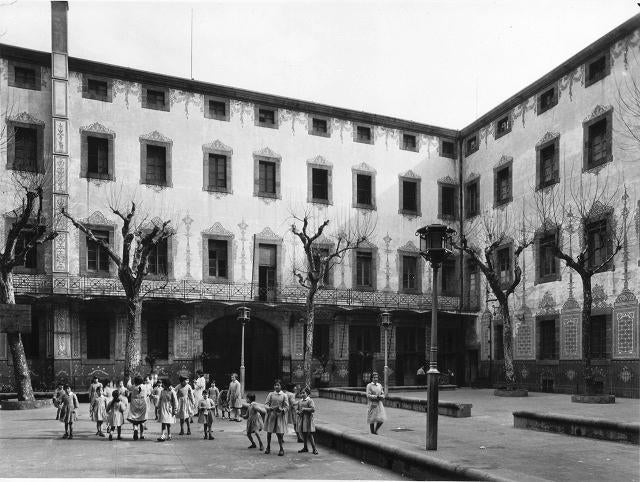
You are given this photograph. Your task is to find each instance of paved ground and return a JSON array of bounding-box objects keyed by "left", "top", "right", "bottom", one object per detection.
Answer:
[{"left": 0, "top": 403, "right": 401, "bottom": 480}]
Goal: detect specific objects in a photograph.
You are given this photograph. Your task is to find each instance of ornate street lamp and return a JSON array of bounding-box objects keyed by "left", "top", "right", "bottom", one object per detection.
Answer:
[
  {"left": 380, "top": 311, "right": 392, "bottom": 395},
  {"left": 416, "top": 224, "right": 455, "bottom": 451},
  {"left": 236, "top": 306, "right": 251, "bottom": 396}
]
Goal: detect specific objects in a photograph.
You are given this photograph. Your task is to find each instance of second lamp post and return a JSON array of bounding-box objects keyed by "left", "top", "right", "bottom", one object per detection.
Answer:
[
  {"left": 380, "top": 311, "right": 392, "bottom": 394},
  {"left": 237, "top": 306, "right": 251, "bottom": 396}
]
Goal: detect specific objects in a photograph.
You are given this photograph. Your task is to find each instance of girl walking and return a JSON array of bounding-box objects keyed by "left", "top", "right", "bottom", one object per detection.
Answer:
[
  {"left": 197, "top": 390, "right": 215, "bottom": 440},
  {"left": 228, "top": 373, "right": 243, "bottom": 422},
  {"left": 245, "top": 393, "right": 266, "bottom": 451},
  {"left": 107, "top": 388, "right": 129, "bottom": 441},
  {"left": 88, "top": 376, "right": 102, "bottom": 421},
  {"left": 296, "top": 388, "right": 318, "bottom": 454},
  {"left": 263, "top": 379, "right": 289, "bottom": 456},
  {"left": 176, "top": 376, "right": 195, "bottom": 435},
  {"left": 59, "top": 384, "right": 79, "bottom": 439},
  {"left": 208, "top": 380, "right": 220, "bottom": 418},
  {"left": 154, "top": 379, "right": 178, "bottom": 442},
  {"left": 366, "top": 371, "right": 386, "bottom": 434},
  {"left": 126, "top": 376, "right": 149, "bottom": 440},
  {"left": 90, "top": 385, "right": 108, "bottom": 437}
]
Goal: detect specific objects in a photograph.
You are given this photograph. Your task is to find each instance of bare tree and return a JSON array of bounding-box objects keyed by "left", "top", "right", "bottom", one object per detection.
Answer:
[
  {"left": 0, "top": 171, "right": 57, "bottom": 400},
  {"left": 290, "top": 209, "right": 375, "bottom": 391},
  {"left": 62, "top": 194, "right": 174, "bottom": 381},
  {"left": 533, "top": 170, "right": 628, "bottom": 394},
  {"left": 614, "top": 49, "right": 640, "bottom": 155},
  {"left": 456, "top": 205, "right": 532, "bottom": 387}
]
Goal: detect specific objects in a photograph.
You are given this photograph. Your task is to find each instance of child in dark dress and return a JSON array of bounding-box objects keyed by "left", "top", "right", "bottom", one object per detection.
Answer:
[{"left": 245, "top": 393, "right": 266, "bottom": 451}]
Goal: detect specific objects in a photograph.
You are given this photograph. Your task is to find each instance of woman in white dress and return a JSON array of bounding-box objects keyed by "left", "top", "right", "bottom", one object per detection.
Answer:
[
  {"left": 228, "top": 373, "right": 243, "bottom": 422},
  {"left": 153, "top": 379, "right": 178, "bottom": 442},
  {"left": 366, "top": 371, "right": 386, "bottom": 434},
  {"left": 126, "top": 376, "right": 149, "bottom": 440},
  {"left": 193, "top": 370, "right": 206, "bottom": 420}
]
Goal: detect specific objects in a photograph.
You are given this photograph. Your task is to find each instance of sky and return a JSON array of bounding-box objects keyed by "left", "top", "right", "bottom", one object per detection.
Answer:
[{"left": 0, "top": 0, "right": 638, "bottom": 129}]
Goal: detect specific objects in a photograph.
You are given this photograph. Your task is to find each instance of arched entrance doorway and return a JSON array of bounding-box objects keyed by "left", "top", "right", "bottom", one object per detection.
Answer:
[{"left": 202, "top": 315, "right": 279, "bottom": 390}]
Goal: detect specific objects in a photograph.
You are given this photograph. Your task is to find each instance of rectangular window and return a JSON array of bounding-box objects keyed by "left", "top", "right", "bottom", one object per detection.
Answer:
[
  {"left": 497, "top": 246, "right": 511, "bottom": 287},
  {"left": 209, "top": 100, "right": 227, "bottom": 119},
  {"left": 312, "top": 248, "right": 331, "bottom": 286},
  {"left": 313, "top": 324, "right": 330, "bottom": 359},
  {"left": 86, "top": 317, "right": 110, "bottom": 359},
  {"left": 465, "top": 179, "right": 479, "bottom": 218},
  {"left": 402, "top": 133, "right": 417, "bottom": 151},
  {"left": 402, "top": 180, "right": 418, "bottom": 213},
  {"left": 15, "top": 227, "right": 40, "bottom": 270},
  {"left": 14, "top": 66, "right": 36, "bottom": 90},
  {"left": 22, "top": 315, "right": 40, "bottom": 359},
  {"left": 441, "top": 140, "right": 455, "bottom": 159},
  {"left": 587, "top": 118, "right": 608, "bottom": 169},
  {"left": 147, "top": 238, "right": 168, "bottom": 276},
  {"left": 258, "top": 108, "right": 276, "bottom": 126},
  {"left": 311, "top": 168, "right": 329, "bottom": 201},
  {"left": 146, "top": 89, "right": 166, "bottom": 109},
  {"left": 355, "top": 251, "right": 373, "bottom": 288},
  {"left": 356, "top": 174, "right": 372, "bottom": 206},
  {"left": 258, "top": 244, "right": 277, "bottom": 301},
  {"left": 441, "top": 259, "right": 457, "bottom": 296},
  {"left": 13, "top": 126, "right": 38, "bottom": 172},
  {"left": 495, "top": 165, "right": 512, "bottom": 205},
  {"left": 590, "top": 315, "right": 607, "bottom": 359},
  {"left": 539, "top": 318, "right": 556, "bottom": 360},
  {"left": 208, "top": 239, "right": 228, "bottom": 279},
  {"left": 441, "top": 185, "right": 456, "bottom": 218},
  {"left": 495, "top": 115, "right": 511, "bottom": 138},
  {"left": 356, "top": 125, "right": 372, "bottom": 143},
  {"left": 538, "top": 143, "right": 557, "bottom": 188},
  {"left": 538, "top": 86, "right": 557, "bottom": 114},
  {"left": 586, "top": 218, "right": 612, "bottom": 272},
  {"left": 146, "top": 145, "right": 167, "bottom": 185},
  {"left": 312, "top": 118, "right": 328, "bottom": 135},
  {"left": 538, "top": 233, "right": 557, "bottom": 282},
  {"left": 586, "top": 55, "right": 609, "bottom": 87},
  {"left": 87, "top": 136, "right": 109, "bottom": 177},
  {"left": 402, "top": 256, "right": 417, "bottom": 291},
  {"left": 87, "top": 230, "right": 110, "bottom": 273},
  {"left": 147, "top": 318, "right": 169, "bottom": 359},
  {"left": 87, "top": 78, "right": 108, "bottom": 101},
  {"left": 465, "top": 134, "right": 478, "bottom": 156},
  {"left": 259, "top": 160, "right": 276, "bottom": 195},
  {"left": 466, "top": 258, "right": 480, "bottom": 309},
  {"left": 208, "top": 154, "right": 227, "bottom": 190}
]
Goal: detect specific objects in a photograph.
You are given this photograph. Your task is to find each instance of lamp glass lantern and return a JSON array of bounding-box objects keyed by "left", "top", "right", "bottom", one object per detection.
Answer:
[
  {"left": 416, "top": 224, "right": 455, "bottom": 264},
  {"left": 237, "top": 306, "right": 251, "bottom": 323}
]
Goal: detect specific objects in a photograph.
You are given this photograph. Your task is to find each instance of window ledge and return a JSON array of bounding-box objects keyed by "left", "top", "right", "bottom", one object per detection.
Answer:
[
  {"left": 141, "top": 181, "right": 172, "bottom": 189},
  {"left": 310, "top": 198, "right": 332, "bottom": 206},
  {"left": 83, "top": 173, "right": 114, "bottom": 182},
  {"left": 536, "top": 180, "right": 560, "bottom": 192},
  {"left": 353, "top": 203, "right": 376, "bottom": 211},
  {"left": 257, "top": 122, "right": 278, "bottom": 129},
  {"left": 535, "top": 276, "right": 561, "bottom": 285},
  {"left": 204, "top": 187, "right": 232, "bottom": 195},
  {"left": 399, "top": 209, "right": 420, "bottom": 217},
  {"left": 354, "top": 138, "right": 374, "bottom": 145},
  {"left": 310, "top": 130, "right": 330, "bottom": 138},
  {"left": 256, "top": 192, "right": 280, "bottom": 199}
]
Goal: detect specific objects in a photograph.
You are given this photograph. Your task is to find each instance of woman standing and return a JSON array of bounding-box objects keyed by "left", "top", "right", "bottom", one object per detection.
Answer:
[
  {"left": 228, "top": 373, "right": 243, "bottom": 422},
  {"left": 127, "top": 376, "right": 149, "bottom": 440},
  {"left": 176, "top": 376, "right": 195, "bottom": 435},
  {"left": 87, "top": 376, "right": 102, "bottom": 421},
  {"left": 366, "top": 371, "right": 386, "bottom": 434},
  {"left": 263, "top": 379, "right": 289, "bottom": 456}
]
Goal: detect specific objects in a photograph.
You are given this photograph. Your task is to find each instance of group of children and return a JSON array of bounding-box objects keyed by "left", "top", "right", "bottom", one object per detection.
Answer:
[{"left": 51, "top": 373, "right": 319, "bottom": 456}]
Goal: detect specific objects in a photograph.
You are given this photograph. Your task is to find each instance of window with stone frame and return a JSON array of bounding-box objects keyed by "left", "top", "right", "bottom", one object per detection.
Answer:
[
  {"left": 401, "top": 255, "right": 419, "bottom": 292},
  {"left": 209, "top": 100, "right": 227, "bottom": 119},
  {"left": 440, "top": 139, "right": 456, "bottom": 159},
  {"left": 86, "top": 230, "right": 111, "bottom": 274},
  {"left": 310, "top": 116, "right": 330, "bottom": 137},
  {"left": 82, "top": 75, "right": 112, "bottom": 102},
  {"left": 537, "top": 85, "right": 558, "bottom": 114},
  {"left": 312, "top": 247, "right": 332, "bottom": 287},
  {"left": 354, "top": 250, "right": 375, "bottom": 289},
  {"left": 536, "top": 231, "right": 559, "bottom": 284},
  {"left": 466, "top": 257, "right": 480, "bottom": 310},
  {"left": 144, "top": 144, "right": 168, "bottom": 186},
  {"left": 585, "top": 215, "right": 614, "bottom": 272},
  {"left": 207, "top": 154, "right": 228, "bottom": 191},
  {"left": 494, "top": 114, "right": 511, "bottom": 139},
  {"left": 401, "top": 132, "right": 418, "bottom": 152},
  {"left": 538, "top": 317, "right": 557, "bottom": 360},
  {"left": 354, "top": 124, "right": 373, "bottom": 144},
  {"left": 589, "top": 314, "right": 608, "bottom": 359},
  {"left": 143, "top": 86, "right": 169, "bottom": 111},
  {"left": 585, "top": 54, "right": 610, "bottom": 87},
  {"left": 465, "top": 178, "right": 480, "bottom": 218},
  {"left": 146, "top": 318, "right": 169, "bottom": 359},
  {"left": 583, "top": 112, "right": 612, "bottom": 170},
  {"left": 465, "top": 133, "right": 478, "bottom": 156},
  {"left": 536, "top": 138, "right": 560, "bottom": 189},
  {"left": 399, "top": 178, "right": 420, "bottom": 215},
  {"left": 86, "top": 315, "right": 110, "bottom": 359},
  {"left": 87, "top": 136, "right": 109, "bottom": 178},
  {"left": 311, "top": 168, "right": 329, "bottom": 202},
  {"left": 496, "top": 245, "right": 512, "bottom": 289},
  {"left": 254, "top": 155, "right": 281, "bottom": 199},
  {"left": 259, "top": 160, "right": 276, "bottom": 195},
  {"left": 207, "top": 239, "right": 229, "bottom": 280},
  {"left": 11, "top": 126, "right": 38, "bottom": 172},
  {"left": 494, "top": 163, "right": 512, "bottom": 206},
  {"left": 9, "top": 61, "right": 40, "bottom": 91},
  {"left": 353, "top": 172, "right": 375, "bottom": 209},
  {"left": 13, "top": 225, "right": 45, "bottom": 273},
  {"left": 438, "top": 182, "right": 458, "bottom": 220},
  {"left": 440, "top": 258, "right": 458, "bottom": 296},
  {"left": 255, "top": 106, "right": 278, "bottom": 128},
  {"left": 147, "top": 238, "right": 168, "bottom": 277}
]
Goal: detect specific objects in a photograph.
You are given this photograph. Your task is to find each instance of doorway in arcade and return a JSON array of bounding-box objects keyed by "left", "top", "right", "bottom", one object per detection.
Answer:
[{"left": 202, "top": 315, "right": 279, "bottom": 390}]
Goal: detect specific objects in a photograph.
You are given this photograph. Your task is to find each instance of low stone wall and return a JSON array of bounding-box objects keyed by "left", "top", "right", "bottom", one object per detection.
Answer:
[
  {"left": 513, "top": 410, "right": 640, "bottom": 444},
  {"left": 0, "top": 399, "right": 51, "bottom": 410},
  {"left": 315, "top": 423, "right": 510, "bottom": 482},
  {"left": 319, "top": 388, "right": 472, "bottom": 418},
  {"left": 338, "top": 385, "right": 458, "bottom": 392}
]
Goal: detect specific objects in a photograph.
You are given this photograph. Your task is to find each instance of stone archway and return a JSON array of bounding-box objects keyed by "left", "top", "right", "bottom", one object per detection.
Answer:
[{"left": 202, "top": 315, "right": 279, "bottom": 390}]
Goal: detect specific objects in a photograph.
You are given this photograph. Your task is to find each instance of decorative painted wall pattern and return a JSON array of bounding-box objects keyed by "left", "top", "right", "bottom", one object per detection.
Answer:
[
  {"left": 561, "top": 316, "right": 580, "bottom": 359},
  {"left": 383, "top": 233, "right": 392, "bottom": 290},
  {"left": 479, "top": 124, "right": 493, "bottom": 147},
  {"left": 559, "top": 66, "right": 584, "bottom": 101},
  {"left": 331, "top": 118, "right": 350, "bottom": 143},
  {"left": 53, "top": 235, "right": 67, "bottom": 272},
  {"left": 53, "top": 155, "right": 68, "bottom": 193},
  {"left": 115, "top": 315, "right": 126, "bottom": 360},
  {"left": 514, "top": 307, "right": 534, "bottom": 359},
  {"left": 613, "top": 289, "right": 639, "bottom": 359},
  {"left": 53, "top": 195, "right": 68, "bottom": 230},
  {"left": 53, "top": 118, "right": 68, "bottom": 154},
  {"left": 592, "top": 284, "right": 611, "bottom": 312},
  {"left": 174, "top": 316, "right": 192, "bottom": 359},
  {"left": 230, "top": 100, "right": 253, "bottom": 126},
  {"left": 279, "top": 109, "right": 306, "bottom": 134},
  {"left": 53, "top": 305, "right": 70, "bottom": 358},
  {"left": 170, "top": 90, "right": 200, "bottom": 119},
  {"left": 9, "top": 111, "right": 45, "bottom": 125},
  {"left": 537, "top": 291, "right": 559, "bottom": 317},
  {"left": 113, "top": 80, "right": 140, "bottom": 109},
  {"left": 71, "top": 309, "right": 80, "bottom": 358},
  {"left": 374, "top": 126, "right": 397, "bottom": 150},
  {"left": 238, "top": 219, "right": 249, "bottom": 282},
  {"left": 182, "top": 214, "right": 193, "bottom": 279}
]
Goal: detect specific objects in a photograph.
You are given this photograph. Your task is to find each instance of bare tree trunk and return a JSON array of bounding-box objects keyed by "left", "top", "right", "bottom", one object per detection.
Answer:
[
  {"left": 500, "top": 303, "right": 515, "bottom": 386},
  {"left": 303, "top": 284, "right": 318, "bottom": 391},
  {"left": 1, "top": 270, "right": 35, "bottom": 401},
  {"left": 580, "top": 274, "right": 594, "bottom": 394},
  {"left": 124, "top": 297, "right": 142, "bottom": 381}
]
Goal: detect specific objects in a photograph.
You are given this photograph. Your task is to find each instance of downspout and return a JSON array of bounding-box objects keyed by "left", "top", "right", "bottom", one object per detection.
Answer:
[{"left": 457, "top": 137, "right": 464, "bottom": 314}]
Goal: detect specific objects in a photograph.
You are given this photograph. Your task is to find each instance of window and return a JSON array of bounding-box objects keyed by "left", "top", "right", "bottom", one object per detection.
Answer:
[
  {"left": 354, "top": 124, "right": 373, "bottom": 144},
  {"left": 402, "top": 255, "right": 418, "bottom": 291},
  {"left": 495, "top": 115, "right": 511, "bottom": 139},
  {"left": 400, "top": 179, "right": 419, "bottom": 214},
  {"left": 312, "top": 247, "right": 332, "bottom": 286},
  {"left": 494, "top": 324, "right": 504, "bottom": 360},
  {"left": 590, "top": 315, "right": 607, "bottom": 359},
  {"left": 586, "top": 217, "right": 613, "bottom": 272},
  {"left": 585, "top": 54, "right": 610, "bottom": 87},
  {"left": 208, "top": 154, "right": 228, "bottom": 191},
  {"left": 310, "top": 117, "right": 329, "bottom": 137},
  {"left": 145, "top": 88, "right": 166, "bottom": 110},
  {"left": 145, "top": 144, "right": 167, "bottom": 186},
  {"left": 87, "top": 137, "right": 109, "bottom": 178},
  {"left": 536, "top": 139, "right": 559, "bottom": 189},
  {"left": 496, "top": 245, "right": 512, "bottom": 288},
  {"left": 9, "top": 62, "right": 40, "bottom": 90},
  {"left": 465, "top": 179, "right": 479, "bottom": 218},
  {"left": 254, "top": 156, "right": 281, "bottom": 199},
  {"left": 204, "top": 96, "right": 230, "bottom": 121},
  {"left": 207, "top": 239, "right": 228, "bottom": 279},
  {"left": 440, "top": 259, "right": 457, "bottom": 296},
  {"left": 83, "top": 77, "right": 111, "bottom": 102},
  {"left": 87, "top": 230, "right": 111, "bottom": 273},
  {"left": 465, "top": 134, "right": 478, "bottom": 156},
  {"left": 439, "top": 182, "right": 458, "bottom": 219},
  {"left": 466, "top": 258, "right": 480, "bottom": 310},
  {"left": 258, "top": 244, "right": 277, "bottom": 302},
  {"left": 539, "top": 318, "right": 557, "bottom": 360},
  {"left": 86, "top": 317, "right": 110, "bottom": 359},
  {"left": 494, "top": 164, "right": 512, "bottom": 206},
  {"left": 441, "top": 139, "right": 455, "bottom": 159},
  {"left": 147, "top": 318, "right": 169, "bottom": 359},
  {"left": 536, "top": 232, "right": 558, "bottom": 283},
  {"left": 355, "top": 251, "right": 373, "bottom": 289},
  {"left": 313, "top": 324, "right": 330, "bottom": 359},
  {"left": 147, "top": 238, "right": 168, "bottom": 277},
  {"left": 537, "top": 86, "right": 557, "bottom": 114},
  {"left": 14, "top": 225, "right": 44, "bottom": 272},
  {"left": 22, "top": 314, "right": 40, "bottom": 359},
  {"left": 584, "top": 114, "right": 612, "bottom": 170},
  {"left": 311, "top": 168, "right": 329, "bottom": 202},
  {"left": 12, "top": 126, "right": 38, "bottom": 172},
  {"left": 349, "top": 325, "right": 381, "bottom": 354},
  {"left": 401, "top": 133, "right": 417, "bottom": 152},
  {"left": 356, "top": 174, "right": 373, "bottom": 206},
  {"left": 256, "top": 107, "right": 278, "bottom": 128}
]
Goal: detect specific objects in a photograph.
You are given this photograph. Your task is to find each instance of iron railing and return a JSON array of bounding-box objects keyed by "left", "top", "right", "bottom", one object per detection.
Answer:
[{"left": 13, "top": 274, "right": 461, "bottom": 311}]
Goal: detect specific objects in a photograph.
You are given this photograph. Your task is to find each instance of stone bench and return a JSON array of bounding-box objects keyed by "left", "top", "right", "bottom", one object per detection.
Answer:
[
  {"left": 319, "top": 388, "right": 472, "bottom": 418},
  {"left": 513, "top": 410, "right": 640, "bottom": 445}
]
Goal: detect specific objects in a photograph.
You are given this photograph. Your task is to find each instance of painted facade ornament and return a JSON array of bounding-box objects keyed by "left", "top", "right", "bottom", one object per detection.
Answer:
[
  {"left": 307, "top": 155, "right": 331, "bottom": 166},
  {"left": 592, "top": 284, "right": 610, "bottom": 311},
  {"left": 479, "top": 124, "right": 492, "bottom": 147},
  {"left": 465, "top": 171, "right": 480, "bottom": 183},
  {"left": 400, "top": 169, "right": 420, "bottom": 179},
  {"left": 256, "top": 226, "right": 282, "bottom": 241},
  {"left": 383, "top": 233, "right": 392, "bottom": 290},
  {"left": 112, "top": 80, "right": 140, "bottom": 109},
  {"left": 621, "top": 187, "right": 630, "bottom": 289},
  {"left": 583, "top": 104, "right": 613, "bottom": 123},
  {"left": 520, "top": 367, "right": 529, "bottom": 380},
  {"left": 279, "top": 109, "right": 306, "bottom": 134},
  {"left": 331, "top": 118, "right": 350, "bottom": 143},
  {"left": 238, "top": 219, "right": 249, "bottom": 282},
  {"left": 559, "top": 66, "right": 583, "bottom": 101},
  {"left": 83, "top": 210, "right": 112, "bottom": 226},
  {"left": 182, "top": 214, "right": 193, "bottom": 279},
  {"left": 619, "top": 366, "right": 632, "bottom": 383},
  {"left": 80, "top": 122, "right": 115, "bottom": 136},
  {"left": 203, "top": 221, "right": 233, "bottom": 237},
  {"left": 374, "top": 126, "right": 397, "bottom": 150},
  {"left": 398, "top": 240, "right": 420, "bottom": 253},
  {"left": 352, "top": 162, "right": 376, "bottom": 173},
  {"left": 9, "top": 111, "right": 45, "bottom": 125},
  {"left": 635, "top": 201, "right": 640, "bottom": 261},
  {"left": 170, "top": 90, "right": 200, "bottom": 119},
  {"left": 566, "top": 208, "right": 575, "bottom": 297},
  {"left": 495, "top": 155, "right": 513, "bottom": 168},
  {"left": 54, "top": 118, "right": 68, "bottom": 154},
  {"left": 253, "top": 146, "right": 281, "bottom": 159},
  {"left": 203, "top": 140, "right": 233, "bottom": 154},
  {"left": 437, "top": 175, "right": 457, "bottom": 185},
  {"left": 53, "top": 235, "right": 67, "bottom": 272},
  {"left": 139, "top": 130, "right": 173, "bottom": 144},
  {"left": 537, "top": 291, "right": 558, "bottom": 316},
  {"left": 230, "top": 100, "right": 253, "bottom": 126},
  {"left": 535, "top": 131, "right": 560, "bottom": 147},
  {"left": 53, "top": 155, "right": 68, "bottom": 193}
]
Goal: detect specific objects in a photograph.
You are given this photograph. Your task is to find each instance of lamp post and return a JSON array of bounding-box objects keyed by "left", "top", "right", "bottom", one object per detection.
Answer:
[
  {"left": 416, "top": 224, "right": 455, "bottom": 451},
  {"left": 236, "top": 306, "right": 251, "bottom": 397},
  {"left": 380, "top": 311, "right": 392, "bottom": 394}
]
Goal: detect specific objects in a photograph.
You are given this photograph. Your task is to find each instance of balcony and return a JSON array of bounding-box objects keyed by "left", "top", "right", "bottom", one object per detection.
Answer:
[{"left": 12, "top": 274, "right": 462, "bottom": 311}]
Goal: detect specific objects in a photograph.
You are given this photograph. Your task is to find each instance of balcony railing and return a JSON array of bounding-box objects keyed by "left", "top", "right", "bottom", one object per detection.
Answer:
[{"left": 13, "top": 274, "right": 462, "bottom": 311}]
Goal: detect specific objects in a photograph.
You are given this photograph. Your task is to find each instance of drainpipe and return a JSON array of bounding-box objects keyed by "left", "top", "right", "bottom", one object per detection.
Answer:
[{"left": 457, "top": 137, "right": 464, "bottom": 314}]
